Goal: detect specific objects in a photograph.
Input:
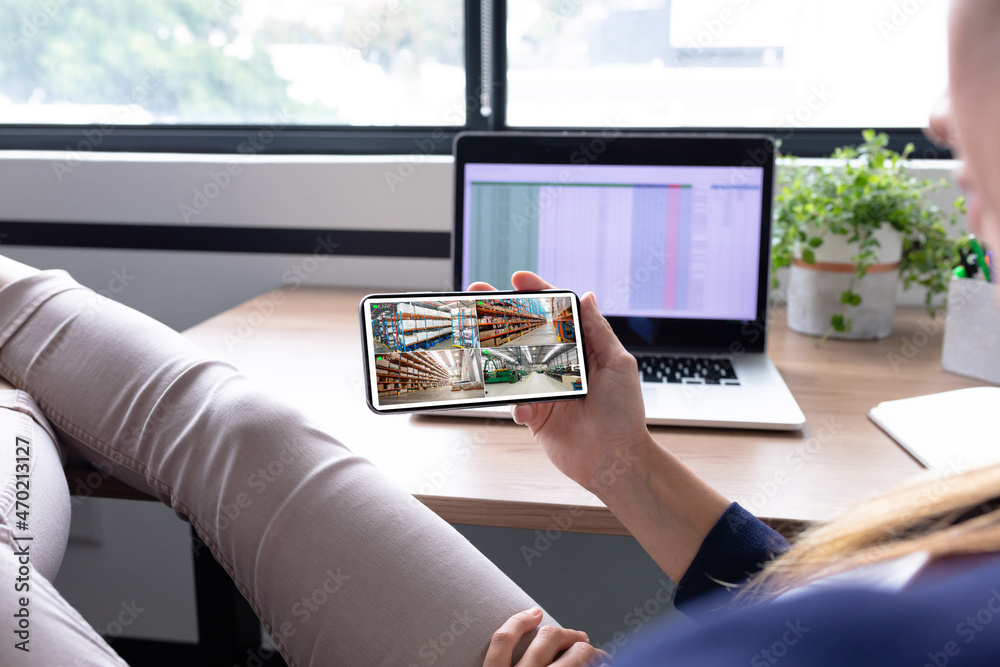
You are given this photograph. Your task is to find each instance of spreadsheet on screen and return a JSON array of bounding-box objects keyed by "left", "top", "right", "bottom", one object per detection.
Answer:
[{"left": 461, "top": 162, "right": 763, "bottom": 321}]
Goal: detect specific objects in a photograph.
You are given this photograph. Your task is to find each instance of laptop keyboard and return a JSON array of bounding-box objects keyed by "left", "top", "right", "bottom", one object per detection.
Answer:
[{"left": 636, "top": 355, "right": 740, "bottom": 386}]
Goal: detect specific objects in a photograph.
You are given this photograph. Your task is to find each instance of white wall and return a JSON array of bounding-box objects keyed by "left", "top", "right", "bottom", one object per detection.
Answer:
[{"left": 0, "top": 151, "right": 453, "bottom": 231}]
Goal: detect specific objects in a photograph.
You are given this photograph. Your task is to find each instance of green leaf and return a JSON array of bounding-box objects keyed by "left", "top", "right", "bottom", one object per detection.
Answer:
[
  {"left": 831, "top": 314, "right": 846, "bottom": 332},
  {"left": 840, "top": 291, "right": 853, "bottom": 304},
  {"left": 849, "top": 294, "right": 862, "bottom": 306},
  {"left": 771, "top": 128, "right": 968, "bottom": 321},
  {"left": 808, "top": 237, "right": 824, "bottom": 248}
]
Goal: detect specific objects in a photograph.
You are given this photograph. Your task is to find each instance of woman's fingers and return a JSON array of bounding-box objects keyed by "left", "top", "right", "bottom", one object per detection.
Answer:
[
  {"left": 516, "top": 624, "right": 592, "bottom": 666},
  {"left": 550, "top": 640, "right": 615, "bottom": 666},
  {"left": 483, "top": 608, "right": 544, "bottom": 667},
  {"left": 482, "top": 609, "right": 606, "bottom": 667},
  {"left": 511, "top": 271, "right": 555, "bottom": 291},
  {"left": 511, "top": 403, "right": 536, "bottom": 425},
  {"left": 471, "top": 272, "right": 550, "bottom": 292},
  {"left": 511, "top": 400, "right": 555, "bottom": 437}
]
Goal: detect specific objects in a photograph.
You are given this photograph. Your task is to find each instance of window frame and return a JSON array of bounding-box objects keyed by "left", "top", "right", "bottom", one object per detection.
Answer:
[{"left": 0, "top": 0, "right": 950, "bottom": 159}]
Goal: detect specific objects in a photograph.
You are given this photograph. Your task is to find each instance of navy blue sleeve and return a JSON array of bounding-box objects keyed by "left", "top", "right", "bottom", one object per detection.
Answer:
[
  {"left": 622, "top": 558, "right": 1000, "bottom": 667},
  {"left": 672, "top": 502, "right": 790, "bottom": 613}
]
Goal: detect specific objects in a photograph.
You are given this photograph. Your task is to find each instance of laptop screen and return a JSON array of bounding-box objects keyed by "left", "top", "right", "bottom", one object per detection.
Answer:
[
  {"left": 459, "top": 162, "right": 763, "bottom": 321},
  {"left": 452, "top": 133, "right": 774, "bottom": 354}
]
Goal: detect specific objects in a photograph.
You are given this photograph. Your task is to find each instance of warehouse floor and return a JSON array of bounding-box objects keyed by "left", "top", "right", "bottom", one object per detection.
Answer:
[
  {"left": 484, "top": 370, "right": 571, "bottom": 397},
  {"left": 380, "top": 384, "right": 485, "bottom": 405},
  {"left": 428, "top": 336, "right": 457, "bottom": 351},
  {"left": 501, "top": 322, "right": 563, "bottom": 346}
]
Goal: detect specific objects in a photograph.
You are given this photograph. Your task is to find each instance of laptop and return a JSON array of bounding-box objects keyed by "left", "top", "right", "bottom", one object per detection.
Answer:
[{"left": 445, "top": 132, "right": 805, "bottom": 431}]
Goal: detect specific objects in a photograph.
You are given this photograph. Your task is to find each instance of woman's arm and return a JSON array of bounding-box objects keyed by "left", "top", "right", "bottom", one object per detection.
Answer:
[
  {"left": 471, "top": 272, "right": 731, "bottom": 583},
  {"left": 583, "top": 431, "right": 733, "bottom": 585}
]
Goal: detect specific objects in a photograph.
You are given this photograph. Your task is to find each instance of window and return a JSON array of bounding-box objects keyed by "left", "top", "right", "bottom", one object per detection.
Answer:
[
  {"left": 1, "top": 0, "right": 465, "bottom": 126},
  {"left": 0, "top": 0, "right": 949, "bottom": 156},
  {"left": 506, "top": 0, "right": 948, "bottom": 131}
]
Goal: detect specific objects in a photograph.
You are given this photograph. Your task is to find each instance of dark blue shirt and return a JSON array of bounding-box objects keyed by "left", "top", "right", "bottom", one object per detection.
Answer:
[{"left": 620, "top": 503, "right": 1000, "bottom": 666}]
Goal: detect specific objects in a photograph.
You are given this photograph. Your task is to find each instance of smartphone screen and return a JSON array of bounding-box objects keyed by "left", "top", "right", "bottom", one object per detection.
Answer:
[{"left": 359, "top": 290, "right": 588, "bottom": 413}]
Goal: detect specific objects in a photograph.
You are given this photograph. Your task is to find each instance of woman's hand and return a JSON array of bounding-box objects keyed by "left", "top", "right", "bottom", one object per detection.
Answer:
[
  {"left": 469, "top": 272, "right": 654, "bottom": 495},
  {"left": 483, "top": 608, "right": 612, "bottom": 667},
  {"left": 470, "top": 272, "right": 731, "bottom": 583}
]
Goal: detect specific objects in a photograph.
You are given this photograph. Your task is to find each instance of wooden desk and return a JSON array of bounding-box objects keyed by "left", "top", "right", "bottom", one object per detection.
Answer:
[
  {"left": 179, "top": 286, "right": 988, "bottom": 536},
  {"left": 72, "top": 287, "right": 985, "bottom": 537}
]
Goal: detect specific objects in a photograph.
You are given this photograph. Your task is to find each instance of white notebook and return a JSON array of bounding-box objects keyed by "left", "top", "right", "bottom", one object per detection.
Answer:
[{"left": 868, "top": 387, "right": 1000, "bottom": 470}]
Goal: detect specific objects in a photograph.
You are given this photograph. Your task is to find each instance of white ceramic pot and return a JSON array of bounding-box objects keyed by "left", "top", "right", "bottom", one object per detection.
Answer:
[{"left": 787, "top": 224, "right": 904, "bottom": 340}]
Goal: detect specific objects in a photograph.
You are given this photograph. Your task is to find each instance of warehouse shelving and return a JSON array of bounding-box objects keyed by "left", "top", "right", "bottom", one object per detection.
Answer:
[
  {"left": 476, "top": 298, "right": 547, "bottom": 347},
  {"left": 375, "top": 352, "right": 452, "bottom": 397},
  {"left": 550, "top": 297, "right": 575, "bottom": 343},
  {"left": 372, "top": 302, "right": 454, "bottom": 352},
  {"left": 451, "top": 306, "right": 478, "bottom": 348},
  {"left": 370, "top": 303, "right": 403, "bottom": 351}
]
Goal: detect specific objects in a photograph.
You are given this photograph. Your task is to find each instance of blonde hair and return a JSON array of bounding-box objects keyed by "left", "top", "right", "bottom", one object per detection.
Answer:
[{"left": 738, "top": 463, "right": 1000, "bottom": 602}]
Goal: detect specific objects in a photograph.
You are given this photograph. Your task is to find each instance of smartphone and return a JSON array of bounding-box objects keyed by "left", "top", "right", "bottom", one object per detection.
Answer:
[{"left": 359, "top": 290, "right": 588, "bottom": 414}]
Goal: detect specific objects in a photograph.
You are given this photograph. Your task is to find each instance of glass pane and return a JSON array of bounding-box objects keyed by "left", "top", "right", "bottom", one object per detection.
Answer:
[
  {"left": 507, "top": 0, "right": 948, "bottom": 129},
  {"left": 0, "top": 0, "right": 465, "bottom": 126}
]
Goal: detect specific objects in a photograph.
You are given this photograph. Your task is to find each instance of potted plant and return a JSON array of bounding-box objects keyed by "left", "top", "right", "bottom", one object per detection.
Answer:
[{"left": 772, "top": 130, "right": 967, "bottom": 341}]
